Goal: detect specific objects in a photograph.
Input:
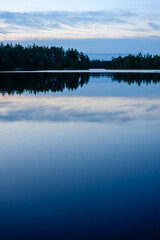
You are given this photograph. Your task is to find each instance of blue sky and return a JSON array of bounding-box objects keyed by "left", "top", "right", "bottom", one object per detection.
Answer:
[{"left": 0, "top": 0, "right": 160, "bottom": 54}]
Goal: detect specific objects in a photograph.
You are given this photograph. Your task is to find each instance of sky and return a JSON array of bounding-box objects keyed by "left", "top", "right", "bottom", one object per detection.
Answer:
[{"left": 0, "top": 0, "right": 160, "bottom": 55}]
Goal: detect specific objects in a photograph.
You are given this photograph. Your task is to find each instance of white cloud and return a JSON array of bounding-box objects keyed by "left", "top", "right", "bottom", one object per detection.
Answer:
[{"left": 0, "top": 10, "right": 160, "bottom": 40}]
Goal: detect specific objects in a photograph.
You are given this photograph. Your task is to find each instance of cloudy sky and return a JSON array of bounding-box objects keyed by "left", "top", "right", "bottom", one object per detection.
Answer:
[{"left": 0, "top": 0, "right": 160, "bottom": 54}]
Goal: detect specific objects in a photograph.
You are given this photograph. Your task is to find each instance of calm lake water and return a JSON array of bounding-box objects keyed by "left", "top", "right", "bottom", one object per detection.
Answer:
[{"left": 0, "top": 72, "right": 160, "bottom": 239}]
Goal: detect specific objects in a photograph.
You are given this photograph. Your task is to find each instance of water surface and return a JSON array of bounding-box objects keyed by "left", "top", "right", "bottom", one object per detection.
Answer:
[{"left": 0, "top": 73, "right": 160, "bottom": 239}]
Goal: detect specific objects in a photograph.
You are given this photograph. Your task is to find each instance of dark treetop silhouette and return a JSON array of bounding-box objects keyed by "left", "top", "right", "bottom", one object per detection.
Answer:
[
  {"left": 90, "top": 53, "right": 160, "bottom": 70},
  {"left": 1, "top": 43, "right": 160, "bottom": 71},
  {"left": 0, "top": 43, "right": 90, "bottom": 71}
]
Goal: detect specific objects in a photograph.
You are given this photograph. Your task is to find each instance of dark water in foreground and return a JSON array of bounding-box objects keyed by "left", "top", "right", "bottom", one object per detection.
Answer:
[{"left": 0, "top": 73, "right": 160, "bottom": 240}]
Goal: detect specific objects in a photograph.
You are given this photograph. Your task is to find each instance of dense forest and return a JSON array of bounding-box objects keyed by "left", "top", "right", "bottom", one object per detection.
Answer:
[
  {"left": 89, "top": 60, "right": 107, "bottom": 69},
  {"left": 89, "top": 53, "right": 160, "bottom": 69},
  {"left": 105, "top": 53, "right": 160, "bottom": 69},
  {"left": 0, "top": 43, "right": 160, "bottom": 70},
  {"left": 0, "top": 43, "right": 90, "bottom": 71}
]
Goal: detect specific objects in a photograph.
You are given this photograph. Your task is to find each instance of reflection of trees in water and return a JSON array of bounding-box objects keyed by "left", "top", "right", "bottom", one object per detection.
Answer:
[
  {"left": 0, "top": 73, "right": 160, "bottom": 95},
  {"left": 91, "top": 73, "right": 160, "bottom": 86},
  {"left": 0, "top": 73, "right": 90, "bottom": 95}
]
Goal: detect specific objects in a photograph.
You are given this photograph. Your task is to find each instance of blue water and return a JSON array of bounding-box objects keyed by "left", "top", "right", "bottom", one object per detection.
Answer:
[{"left": 0, "top": 73, "right": 160, "bottom": 239}]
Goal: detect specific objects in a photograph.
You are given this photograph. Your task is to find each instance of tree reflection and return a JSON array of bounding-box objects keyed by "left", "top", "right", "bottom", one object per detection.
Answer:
[
  {"left": 108, "top": 73, "right": 160, "bottom": 86},
  {"left": 91, "top": 73, "right": 160, "bottom": 86},
  {"left": 0, "top": 72, "right": 160, "bottom": 95},
  {"left": 0, "top": 73, "right": 90, "bottom": 95}
]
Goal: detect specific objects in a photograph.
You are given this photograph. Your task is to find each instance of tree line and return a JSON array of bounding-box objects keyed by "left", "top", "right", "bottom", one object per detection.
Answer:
[
  {"left": 105, "top": 53, "right": 160, "bottom": 69},
  {"left": 0, "top": 43, "right": 160, "bottom": 70},
  {"left": 90, "top": 53, "right": 160, "bottom": 69},
  {"left": 0, "top": 43, "right": 90, "bottom": 71}
]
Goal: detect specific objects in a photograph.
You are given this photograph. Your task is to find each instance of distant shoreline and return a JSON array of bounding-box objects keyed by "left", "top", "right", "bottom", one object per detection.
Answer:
[
  {"left": 1, "top": 44, "right": 160, "bottom": 71},
  {"left": 0, "top": 69, "right": 160, "bottom": 73}
]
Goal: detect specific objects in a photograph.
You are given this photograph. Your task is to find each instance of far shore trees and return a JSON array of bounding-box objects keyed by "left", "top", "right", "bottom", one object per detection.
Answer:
[
  {"left": 105, "top": 53, "right": 160, "bottom": 70},
  {"left": 0, "top": 43, "right": 160, "bottom": 70},
  {"left": 0, "top": 43, "right": 90, "bottom": 71}
]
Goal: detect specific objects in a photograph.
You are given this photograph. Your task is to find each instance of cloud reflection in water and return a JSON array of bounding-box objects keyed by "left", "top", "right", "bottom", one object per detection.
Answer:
[{"left": 0, "top": 95, "right": 160, "bottom": 123}]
